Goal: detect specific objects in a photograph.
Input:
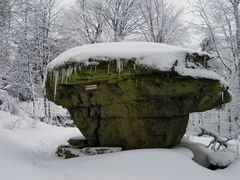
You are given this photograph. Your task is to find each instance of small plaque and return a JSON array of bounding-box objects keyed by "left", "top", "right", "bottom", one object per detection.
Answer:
[{"left": 85, "top": 84, "right": 97, "bottom": 91}]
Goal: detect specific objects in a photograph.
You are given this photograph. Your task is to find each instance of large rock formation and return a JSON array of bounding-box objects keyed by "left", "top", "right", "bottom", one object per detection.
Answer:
[{"left": 46, "top": 42, "right": 230, "bottom": 150}]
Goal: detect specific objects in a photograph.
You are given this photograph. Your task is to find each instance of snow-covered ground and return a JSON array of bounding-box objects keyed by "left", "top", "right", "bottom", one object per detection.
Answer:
[
  {"left": 0, "top": 110, "right": 239, "bottom": 180},
  {"left": 17, "top": 99, "right": 69, "bottom": 119}
]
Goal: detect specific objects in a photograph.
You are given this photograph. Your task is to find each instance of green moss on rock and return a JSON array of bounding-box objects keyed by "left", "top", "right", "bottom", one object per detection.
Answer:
[{"left": 56, "top": 145, "right": 79, "bottom": 159}]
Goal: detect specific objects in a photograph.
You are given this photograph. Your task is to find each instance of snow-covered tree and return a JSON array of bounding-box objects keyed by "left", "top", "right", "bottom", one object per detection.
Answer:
[
  {"left": 67, "top": 0, "right": 105, "bottom": 44},
  {"left": 0, "top": 0, "right": 12, "bottom": 90},
  {"left": 102, "top": 0, "right": 140, "bottom": 41},
  {"left": 138, "top": 0, "right": 187, "bottom": 44},
  {"left": 28, "top": 0, "right": 68, "bottom": 122},
  {"left": 190, "top": 0, "right": 240, "bottom": 136},
  {"left": 0, "top": 0, "right": 68, "bottom": 121}
]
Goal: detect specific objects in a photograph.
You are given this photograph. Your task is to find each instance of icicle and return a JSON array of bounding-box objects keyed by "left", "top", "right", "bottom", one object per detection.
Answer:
[
  {"left": 73, "top": 65, "right": 77, "bottom": 75},
  {"left": 135, "top": 79, "right": 138, "bottom": 87},
  {"left": 65, "top": 67, "right": 69, "bottom": 84},
  {"left": 65, "top": 68, "right": 69, "bottom": 84},
  {"left": 61, "top": 68, "right": 65, "bottom": 84},
  {"left": 79, "top": 65, "right": 82, "bottom": 72},
  {"left": 221, "top": 92, "right": 224, "bottom": 102},
  {"left": 133, "top": 63, "right": 136, "bottom": 70},
  {"left": 61, "top": 69, "right": 63, "bottom": 84},
  {"left": 53, "top": 70, "right": 59, "bottom": 101},
  {"left": 69, "top": 66, "right": 73, "bottom": 77},
  {"left": 65, "top": 66, "right": 73, "bottom": 84},
  {"left": 121, "top": 60, "right": 124, "bottom": 70},
  {"left": 116, "top": 59, "right": 121, "bottom": 75},
  {"left": 107, "top": 63, "right": 110, "bottom": 75},
  {"left": 95, "top": 66, "right": 97, "bottom": 73},
  {"left": 90, "top": 66, "right": 92, "bottom": 75}
]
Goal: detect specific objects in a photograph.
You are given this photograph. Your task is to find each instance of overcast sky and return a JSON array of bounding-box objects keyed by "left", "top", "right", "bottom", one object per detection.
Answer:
[{"left": 171, "top": 0, "right": 191, "bottom": 8}]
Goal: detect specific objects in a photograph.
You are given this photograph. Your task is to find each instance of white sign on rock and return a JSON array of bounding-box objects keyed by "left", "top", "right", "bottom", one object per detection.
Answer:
[{"left": 85, "top": 84, "right": 97, "bottom": 91}]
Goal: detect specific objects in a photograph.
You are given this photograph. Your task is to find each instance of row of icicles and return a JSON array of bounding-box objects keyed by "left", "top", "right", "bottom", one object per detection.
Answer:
[{"left": 52, "top": 59, "right": 137, "bottom": 101}]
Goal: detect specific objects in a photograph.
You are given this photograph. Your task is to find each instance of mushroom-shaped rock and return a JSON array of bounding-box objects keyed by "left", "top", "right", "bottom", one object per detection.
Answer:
[{"left": 46, "top": 42, "right": 230, "bottom": 150}]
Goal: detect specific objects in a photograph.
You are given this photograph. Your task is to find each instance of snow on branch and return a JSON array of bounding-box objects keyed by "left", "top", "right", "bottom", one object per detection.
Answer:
[{"left": 198, "top": 127, "right": 233, "bottom": 152}]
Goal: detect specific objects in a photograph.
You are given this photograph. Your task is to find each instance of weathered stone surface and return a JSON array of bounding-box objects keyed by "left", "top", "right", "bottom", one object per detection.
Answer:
[{"left": 46, "top": 60, "right": 230, "bottom": 150}]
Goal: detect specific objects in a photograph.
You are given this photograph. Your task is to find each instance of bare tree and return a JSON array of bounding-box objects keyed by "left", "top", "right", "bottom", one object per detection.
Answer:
[
  {"left": 0, "top": 0, "right": 13, "bottom": 90},
  {"left": 102, "top": 0, "right": 140, "bottom": 42},
  {"left": 138, "top": 0, "right": 187, "bottom": 44},
  {"left": 193, "top": 0, "right": 240, "bottom": 136},
  {"left": 67, "top": 0, "right": 105, "bottom": 44},
  {"left": 10, "top": 0, "right": 67, "bottom": 122},
  {"left": 31, "top": 0, "right": 65, "bottom": 123}
]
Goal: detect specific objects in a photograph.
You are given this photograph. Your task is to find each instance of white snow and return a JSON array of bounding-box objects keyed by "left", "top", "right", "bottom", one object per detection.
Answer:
[
  {"left": 0, "top": 110, "right": 240, "bottom": 180},
  {"left": 178, "top": 140, "right": 212, "bottom": 167},
  {"left": 18, "top": 99, "right": 69, "bottom": 119},
  {"left": 181, "top": 136, "right": 240, "bottom": 167},
  {"left": 0, "top": 110, "right": 34, "bottom": 129},
  {"left": 207, "top": 150, "right": 239, "bottom": 167},
  {"left": 172, "top": 147, "right": 194, "bottom": 159},
  {"left": 47, "top": 42, "right": 225, "bottom": 83}
]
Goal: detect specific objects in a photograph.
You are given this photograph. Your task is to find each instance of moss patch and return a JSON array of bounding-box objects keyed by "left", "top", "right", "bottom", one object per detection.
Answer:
[{"left": 56, "top": 145, "right": 79, "bottom": 159}]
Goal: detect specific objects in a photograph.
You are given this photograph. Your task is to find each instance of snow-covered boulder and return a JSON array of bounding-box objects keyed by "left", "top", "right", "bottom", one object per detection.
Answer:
[
  {"left": 178, "top": 140, "right": 212, "bottom": 167},
  {"left": 207, "top": 150, "right": 239, "bottom": 168},
  {"left": 178, "top": 138, "right": 239, "bottom": 169},
  {"left": 46, "top": 42, "right": 230, "bottom": 149}
]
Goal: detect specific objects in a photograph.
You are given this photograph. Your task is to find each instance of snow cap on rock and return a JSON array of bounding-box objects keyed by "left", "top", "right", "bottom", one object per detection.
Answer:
[{"left": 47, "top": 42, "right": 224, "bottom": 83}]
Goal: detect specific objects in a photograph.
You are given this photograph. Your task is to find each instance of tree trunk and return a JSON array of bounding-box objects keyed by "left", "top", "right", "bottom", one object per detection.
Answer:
[
  {"left": 28, "top": 62, "right": 36, "bottom": 118},
  {"left": 232, "top": 0, "right": 240, "bottom": 135},
  {"left": 48, "top": 100, "right": 52, "bottom": 124}
]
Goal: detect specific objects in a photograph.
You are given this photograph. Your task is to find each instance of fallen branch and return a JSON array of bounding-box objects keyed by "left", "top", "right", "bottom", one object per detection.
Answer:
[{"left": 198, "top": 127, "right": 232, "bottom": 151}]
